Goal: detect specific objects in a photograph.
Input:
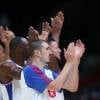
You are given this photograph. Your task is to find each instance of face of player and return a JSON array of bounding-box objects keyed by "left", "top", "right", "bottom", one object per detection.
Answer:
[
  {"left": 21, "top": 38, "right": 29, "bottom": 58},
  {"left": 40, "top": 42, "right": 52, "bottom": 63},
  {"left": 49, "top": 41, "right": 61, "bottom": 60},
  {"left": 15, "top": 38, "right": 29, "bottom": 60}
]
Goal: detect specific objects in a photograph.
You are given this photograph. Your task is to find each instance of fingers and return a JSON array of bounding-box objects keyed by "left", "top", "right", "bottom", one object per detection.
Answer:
[
  {"left": 76, "top": 39, "right": 85, "bottom": 48},
  {"left": 28, "top": 26, "right": 34, "bottom": 34},
  {"left": 64, "top": 39, "right": 85, "bottom": 62},
  {"left": 42, "top": 21, "right": 51, "bottom": 33},
  {"left": 28, "top": 26, "right": 39, "bottom": 41},
  {"left": 74, "top": 39, "right": 85, "bottom": 58},
  {"left": 39, "top": 31, "right": 49, "bottom": 40},
  {"left": 58, "top": 11, "right": 64, "bottom": 22},
  {"left": 64, "top": 42, "right": 75, "bottom": 62}
]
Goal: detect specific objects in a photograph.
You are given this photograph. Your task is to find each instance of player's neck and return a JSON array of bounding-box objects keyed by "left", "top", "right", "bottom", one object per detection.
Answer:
[{"left": 31, "top": 58, "right": 46, "bottom": 70}]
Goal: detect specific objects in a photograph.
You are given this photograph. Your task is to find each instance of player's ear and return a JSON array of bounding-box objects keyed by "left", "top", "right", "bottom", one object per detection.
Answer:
[{"left": 34, "top": 50, "right": 41, "bottom": 57}]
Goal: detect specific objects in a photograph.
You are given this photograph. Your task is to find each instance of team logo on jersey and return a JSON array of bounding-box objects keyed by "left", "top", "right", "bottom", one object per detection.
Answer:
[{"left": 48, "top": 90, "right": 56, "bottom": 97}]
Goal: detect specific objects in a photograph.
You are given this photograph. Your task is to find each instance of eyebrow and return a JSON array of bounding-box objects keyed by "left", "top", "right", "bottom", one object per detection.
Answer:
[{"left": 46, "top": 47, "right": 50, "bottom": 50}]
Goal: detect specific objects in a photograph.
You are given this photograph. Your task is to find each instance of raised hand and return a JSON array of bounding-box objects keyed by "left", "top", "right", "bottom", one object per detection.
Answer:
[
  {"left": 0, "top": 26, "right": 15, "bottom": 60},
  {"left": 39, "top": 21, "right": 51, "bottom": 41},
  {"left": 42, "top": 21, "right": 51, "bottom": 33},
  {"left": 0, "top": 27, "right": 15, "bottom": 44},
  {"left": 50, "top": 11, "right": 64, "bottom": 44},
  {"left": 51, "top": 11, "right": 64, "bottom": 35},
  {"left": 64, "top": 42, "right": 75, "bottom": 63},
  {"left": 27, "top": 26, "right": 39, "bottom": 44},
  {"left": 64, "top": 40, "right": 85, "bottom": 63},
  {"left": 5, "top": 28, "right": 15, "bottom": 42},
  {"left": 74, "top": 39, "right": 85, "bottom": 59}
]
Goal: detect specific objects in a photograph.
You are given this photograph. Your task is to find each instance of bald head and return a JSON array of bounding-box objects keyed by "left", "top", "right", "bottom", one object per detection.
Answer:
[
  {"left": 9, "top": 37, "right": 28, "bottom": 51},
  {"left": 9, "top": 37, "right": 29, "bottom": 61}
]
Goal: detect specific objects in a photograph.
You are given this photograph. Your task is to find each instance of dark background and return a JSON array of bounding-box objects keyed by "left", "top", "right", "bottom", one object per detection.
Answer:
[
  {"left": 0, "top": 0, "right": 100, "bottom": 98},
  {"left": 0, "top": 0, "right": 100, "bottom": 52}
]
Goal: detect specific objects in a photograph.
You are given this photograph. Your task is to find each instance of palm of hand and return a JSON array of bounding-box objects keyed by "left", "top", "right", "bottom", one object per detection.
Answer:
[{"left": 74, "top": 46, "right": 84, "bottom": 58}]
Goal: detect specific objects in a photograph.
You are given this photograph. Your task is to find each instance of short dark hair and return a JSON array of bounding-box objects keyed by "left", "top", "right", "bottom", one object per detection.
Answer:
[
  {"left": 47, "top": 38, "right": 56, "bottom": 45},
  {"left": 29, "top": 40, "right": 46, "bottom": 56}
]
